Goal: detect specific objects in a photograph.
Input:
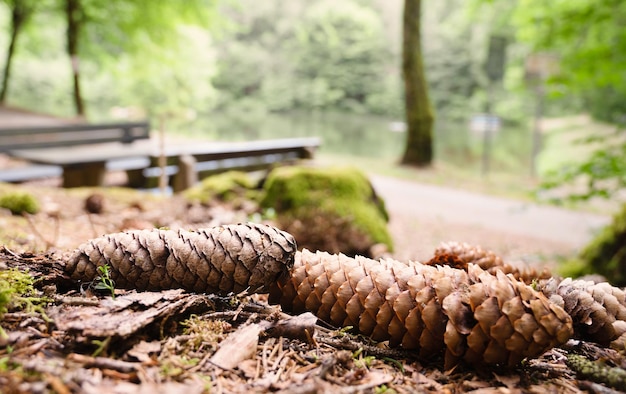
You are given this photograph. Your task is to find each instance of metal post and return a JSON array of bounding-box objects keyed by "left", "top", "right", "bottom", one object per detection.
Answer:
[
  {"left": 481, "top": 81, "right": 494, "bottom": 177},
  {"left": 158, "top": 115, "right": 167, "bottom": 195},
  {"left": 530, "top": 82, "right": 544, "bottom": 177}
]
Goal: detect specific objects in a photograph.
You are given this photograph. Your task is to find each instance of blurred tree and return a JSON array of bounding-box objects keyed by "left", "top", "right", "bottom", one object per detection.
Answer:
[
  {"left": 60, "top": 0, "right": 217, "bottom": 116},
  {"left": 0, "top": 0, "right": 39, "bottom": 103},
  {"left": 65, "top": 0, "right": 83, "bottom": 115},
  {"left": 1, "top": 0, "right": 218, "bottom": 116},
  {"left": 508, "top": 0, "right": 626, "bottom": 201},
  {"left": 292, "top": 1, "right": 388, "bottom": 112},
  {"left": 211, "top": 0, "right": 395, "bottom": 115},
  {"left": 513, "top": 0, "right": 626, "bottom": 124},
  {"left": 401, "top": 0, "right": 433, "bottom": 166}
]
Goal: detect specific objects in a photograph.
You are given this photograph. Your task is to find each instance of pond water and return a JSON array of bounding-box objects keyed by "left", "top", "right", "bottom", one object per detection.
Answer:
[
  {"left": 168, "top": 110, "right": 530, "bottom": 173},
  {"left": 170, "top": 111, "right": 407, "bottom": 160}
]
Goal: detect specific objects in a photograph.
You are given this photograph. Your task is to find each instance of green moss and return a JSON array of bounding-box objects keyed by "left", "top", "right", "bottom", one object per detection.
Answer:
[
  {"left": 557, "top": 257, "right": 594, "bottom": 279},
  {"left": 261, "top": 166, "right": 392, "bottom": 253},
  {"left": 566, "top": 204, "right": 626, "bottom": 285},
  {"left": 0, "top": 269, "right": 48, "bottom": 339},
  {"left": 0, "top": 192, "right": 39, "bottom": 215},
  {"left": 567, "top": 354, "right": 626, "bottom": 392},
  {"left": 184, "top": 171, "right": 256, "bottom": 204}
]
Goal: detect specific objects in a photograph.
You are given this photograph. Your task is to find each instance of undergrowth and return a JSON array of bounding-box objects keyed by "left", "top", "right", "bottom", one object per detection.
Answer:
[{"left": 0, "top": 269, "right": 49, "bottom": 339}]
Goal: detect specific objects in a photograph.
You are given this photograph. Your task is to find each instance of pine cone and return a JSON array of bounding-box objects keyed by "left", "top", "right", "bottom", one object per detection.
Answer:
[
  {"left": 269, "top": 249, "right": 573, "bottom": 367},
  {"left": 65, "top": 223, "right": 297, "bottom": 295},
  {"left": 538, "top": 277, "right": 626, "bottom": 346},
  {"left": 430, "top": 241, "right": 551, "bottom": 283}
]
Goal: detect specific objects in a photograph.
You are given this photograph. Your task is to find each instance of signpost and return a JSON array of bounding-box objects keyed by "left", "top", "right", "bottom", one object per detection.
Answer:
[
  {"left": 525, "top": 52, "right": 558, "bottom": 177},
  {"left": 481, "top": 35, "right": 507, "bottom": 176}
]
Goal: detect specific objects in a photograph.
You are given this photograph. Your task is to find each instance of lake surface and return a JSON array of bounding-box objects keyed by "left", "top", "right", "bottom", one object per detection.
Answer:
[
  {"left": 171, "top": 111, "right": 407, "bottom": 160},
  {"left": 168, "top": 110, "right": 529, "bottom": 173}
]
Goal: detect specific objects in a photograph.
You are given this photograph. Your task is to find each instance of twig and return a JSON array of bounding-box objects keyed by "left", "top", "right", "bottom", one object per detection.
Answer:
[
  {"left": 317, "top": 335, "right": 416, "bottom": 361},
  {"left": 24, "top": 213, "right": 54, "bottom": 249},
  {"left": 67, "top": 353, "right": 141, "bottom": 373},
  {"left": 86, "top": 212, "right": 99, "bottom": 239}
]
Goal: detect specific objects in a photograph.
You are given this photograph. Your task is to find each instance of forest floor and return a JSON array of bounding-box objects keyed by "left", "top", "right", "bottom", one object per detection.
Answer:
[
  {"left": 0, "top": 105, "right": 623, "bottom": 393},
  {"left": 0, "top": 169, "right": 623, "bottom": 393}
]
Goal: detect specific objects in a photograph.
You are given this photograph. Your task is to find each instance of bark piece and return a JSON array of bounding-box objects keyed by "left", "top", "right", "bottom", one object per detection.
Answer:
[
  {"left": 210, "top": 323, "right": 262, "bottom": 370},
  {"left": 269, "top": 249, "right": 573, "bottom": 367},
  {"left": 65, "top": 223, "right": 297, "bottom": 295},
  {"left": 48, "top": 289, "right": 211, "bottom": 339}
]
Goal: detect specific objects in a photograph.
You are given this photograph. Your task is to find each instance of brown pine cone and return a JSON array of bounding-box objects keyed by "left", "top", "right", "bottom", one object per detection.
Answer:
[
  {"left": 269, "top": 249, "right": 573, "bottom": 367},
  {"left": 538, "top": 277, "right": 626, "bottom": 347},
  {"left": 430, "top": 241, "right": 551, "bottom": 283},
  {"left": 65, "top": 223, "right": 297, "bottom": 295}
]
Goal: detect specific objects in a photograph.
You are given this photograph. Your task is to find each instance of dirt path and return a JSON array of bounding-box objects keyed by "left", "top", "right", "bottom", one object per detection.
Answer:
[{"left": 370, "top": 175, "right": 611, "bottom": 264}]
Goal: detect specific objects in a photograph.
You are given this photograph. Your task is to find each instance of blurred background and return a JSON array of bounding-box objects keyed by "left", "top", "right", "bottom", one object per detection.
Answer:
[{"left": 0, "top": 0, "right": 624, "bottom": 211}]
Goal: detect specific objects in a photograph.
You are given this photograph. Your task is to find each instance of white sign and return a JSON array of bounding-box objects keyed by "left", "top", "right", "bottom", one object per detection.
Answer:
[{"left": 470, "top": 114, "right": 501, "bottom": 134}]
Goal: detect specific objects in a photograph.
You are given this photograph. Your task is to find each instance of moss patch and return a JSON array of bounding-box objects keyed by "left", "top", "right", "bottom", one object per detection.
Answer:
[
  {"left": 0, "top": 192, "right": 39, "bottom": 215},
  {"left": 0, "top": 269, "right": 49, "bottom": 339},
  {"left": 261, "top": 166, "right": 391, "bottom": 256},
  {"left": 561, "top": 204, "right": 626, "bottom": 285},
  {"left": 184, "top": 171, "right": 257, "bottom": 204}
]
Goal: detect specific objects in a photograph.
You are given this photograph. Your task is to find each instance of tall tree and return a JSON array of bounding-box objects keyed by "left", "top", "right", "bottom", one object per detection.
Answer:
[
  {"left": 402, "top": 0, "right": 435, "bottom": 167},
  {"left": 0, "top": 0, "right": 37, "bottom": 103},
  {"left": 400, "top": 0, "right": 434, "bottom": 167},
  {"left": 60, "top": 0, "right": 217, "bottom": 117},
  {"left": 65, "top": 0, "right": 84, "bottom": 116}
]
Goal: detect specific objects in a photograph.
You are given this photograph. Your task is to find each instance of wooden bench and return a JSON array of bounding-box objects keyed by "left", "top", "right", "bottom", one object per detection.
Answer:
[
  {"left": 1, "top": 130, "right": 320, "bottom": 190},
  {"left": 137, "top": 137, "right": 322, "bottom": 192},
  {"left": 0, "top": 122, "right": 151, "bottom": 186}
]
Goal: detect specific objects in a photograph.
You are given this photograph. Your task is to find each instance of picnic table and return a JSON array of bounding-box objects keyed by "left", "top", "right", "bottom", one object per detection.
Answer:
[
  {"left": 5, "top": 137, "right": 321, "bottom": 189},
  {"left": 0, "top": 107, "right": 320, "bottom": 189}
]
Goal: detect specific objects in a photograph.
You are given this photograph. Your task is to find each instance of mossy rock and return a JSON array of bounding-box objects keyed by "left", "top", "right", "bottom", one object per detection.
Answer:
[
  {"left": 261, "top": 166, "right": 392, "bottom": 257},
  {"left": 184, "top": 171, "right": 257, "bottom": 204},
  {"left": 561, "top": 204, "right": 626, "bottom": 285},
  {"left": 0, "top": 192, "right": 39, "bottom": 215}
]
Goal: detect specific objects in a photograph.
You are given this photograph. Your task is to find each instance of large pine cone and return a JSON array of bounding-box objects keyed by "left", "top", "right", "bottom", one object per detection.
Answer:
[
  {"left": 269, "top": 249, "right": 573, "bottom": 367},
  {"left": 429, "top": 241, "right": 551, "bottom": 283},
  {"left": 65, "top": 223, "right": 297, "bottom": 295},
  {"left": 538, "top": 277, "right": 626, "bottom": 347}
]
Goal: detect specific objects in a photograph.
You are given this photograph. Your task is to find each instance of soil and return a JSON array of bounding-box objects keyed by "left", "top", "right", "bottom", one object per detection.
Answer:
[{"left": 0, "top": 171, "right": 624, "bottom": 393}]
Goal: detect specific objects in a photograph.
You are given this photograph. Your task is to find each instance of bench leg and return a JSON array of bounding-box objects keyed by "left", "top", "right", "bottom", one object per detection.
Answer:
[
  {"left": 172, "top": 154, "right": 198, "bottom": 193},
  {"left": 126, "top": 169, "right": 147, "bottom": 188},
  {"left": 62, "top": 163, "right": 106, "bottom": 188}
]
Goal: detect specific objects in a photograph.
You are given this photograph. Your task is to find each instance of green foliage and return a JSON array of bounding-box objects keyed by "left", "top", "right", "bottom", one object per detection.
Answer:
[
  {"left": 540, "top": 131, "right": 626, "bottom": 202},
  {"left": 473, "top": 0, "right": 626, "bottom": 201},
  {"left": 183, "top": 171, "right": 256, "bottom": 204},
  {"left": 292, "top": 1, "right": 388, "bottom": 112},
  {"left": 0, "top": 191, "right": 39, "bottom": 215},
  {"left": 92, "top": 264, "right": 116, "bottom": 299},
  {"left": 513, "top": 0, "right": 626, "bottom": 124},
  {"left": 560, "top": 204, "right": 626, "bottom": 285},
  {"left": 211, "top": 0, "right": 398, "bottom": 116},
  {"left": 0, "top": 0, "right": 219, "bottom": 117},
  {"left": 261, "top": 166, "right": 392, "bottom": 253}
]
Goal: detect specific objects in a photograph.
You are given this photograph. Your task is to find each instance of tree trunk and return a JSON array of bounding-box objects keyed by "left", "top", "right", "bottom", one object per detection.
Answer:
[
  {"left": 66, "top": 0, "right": 85, "bottom": 116},
  {"left": 0, "top": 3, "right": 30, "bottom": 103},
  {"left": 401, "top": 0, "right": 434, "bottom": 167}
]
